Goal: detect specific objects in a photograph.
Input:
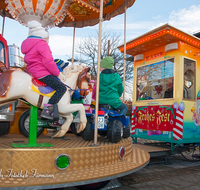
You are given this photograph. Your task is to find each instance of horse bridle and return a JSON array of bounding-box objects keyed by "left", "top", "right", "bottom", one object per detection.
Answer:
[{"left": 64, "top": 68, "right": 91, "bottom": 93}]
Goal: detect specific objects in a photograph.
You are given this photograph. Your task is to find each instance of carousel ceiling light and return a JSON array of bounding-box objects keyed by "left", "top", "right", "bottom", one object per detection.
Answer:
[
  {"left": 5, "top": 0, "right": 70, "bottom": 27},
  {"left": 74, "top": 0, "right": 99, "bottom": 13},
  {"left": 66, "top": 11, "right": 74, "bottom": 21}
]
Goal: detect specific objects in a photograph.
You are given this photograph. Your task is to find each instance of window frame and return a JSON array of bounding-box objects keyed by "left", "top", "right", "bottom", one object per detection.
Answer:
[
  {"left": 182, "top": 56, "right": 196, "bottom": 101},
  {"left": 136, "top": 57, "right": 175, "bottom": 101}
]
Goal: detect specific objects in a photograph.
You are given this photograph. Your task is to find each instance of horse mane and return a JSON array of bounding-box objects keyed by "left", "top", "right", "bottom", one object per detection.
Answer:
[{"left": 62, "top": 64, "right": 85, "bottom": 78}]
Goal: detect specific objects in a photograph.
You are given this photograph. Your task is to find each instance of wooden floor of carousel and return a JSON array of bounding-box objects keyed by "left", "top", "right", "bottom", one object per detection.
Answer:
[{"left": 0, "top": 132, "right": 150, "bottom": 189}]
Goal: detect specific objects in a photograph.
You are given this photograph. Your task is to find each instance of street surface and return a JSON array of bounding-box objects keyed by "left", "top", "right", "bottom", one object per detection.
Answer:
[{"left": 117, "top": 154, "right": 200, "bottom": 190}]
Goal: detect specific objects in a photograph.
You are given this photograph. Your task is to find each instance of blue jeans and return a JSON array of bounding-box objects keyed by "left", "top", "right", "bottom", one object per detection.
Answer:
[{"left": 116, "top": 102, "right": 127, "bottom": 115}]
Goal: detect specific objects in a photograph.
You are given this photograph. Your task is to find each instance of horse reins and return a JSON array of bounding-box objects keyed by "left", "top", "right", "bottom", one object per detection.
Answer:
[{"left": 64, "top": 84, "right": 89, "bottom": 92}]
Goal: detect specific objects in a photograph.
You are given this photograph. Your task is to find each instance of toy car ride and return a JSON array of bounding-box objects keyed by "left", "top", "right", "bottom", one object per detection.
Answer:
[{"left": 80, "top": 104, "right": 131, "bottom": 143}]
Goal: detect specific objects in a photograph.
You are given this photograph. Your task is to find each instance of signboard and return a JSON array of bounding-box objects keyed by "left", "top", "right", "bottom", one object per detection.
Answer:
[
  {"left": 145, "top": 52, "right": 163, "bottom": 61},
  {"left": 132, "top": 105, "right": 176, "bottom": 131}
]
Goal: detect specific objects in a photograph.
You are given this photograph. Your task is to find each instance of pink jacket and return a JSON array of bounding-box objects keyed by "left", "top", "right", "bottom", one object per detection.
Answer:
[{"left": 21, "top": 37, "right": 59, "bottom": 79}]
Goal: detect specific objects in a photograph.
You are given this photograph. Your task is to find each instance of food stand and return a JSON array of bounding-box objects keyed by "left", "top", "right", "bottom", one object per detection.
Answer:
[{"left": 119, "top": 24, "right": 200, "bottom": 152}]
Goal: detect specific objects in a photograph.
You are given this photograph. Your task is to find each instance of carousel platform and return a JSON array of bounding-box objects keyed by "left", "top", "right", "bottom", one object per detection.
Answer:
[
  {"left": 132, "top": 143, "right": 171, "bottom": 158},
  {"left": 0, "top": 133, "right": 150, "bottom": 189}
]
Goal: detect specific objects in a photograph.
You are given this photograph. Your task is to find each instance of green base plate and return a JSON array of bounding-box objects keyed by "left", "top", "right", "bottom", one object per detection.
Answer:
[{"left": 10, "top": 143, "right": 54, "bottom": 148}]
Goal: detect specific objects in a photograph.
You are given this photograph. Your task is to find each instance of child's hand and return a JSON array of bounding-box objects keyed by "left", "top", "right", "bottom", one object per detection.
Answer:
[{"left": 58, "top": 72, "right": 66, "bottom": 82}]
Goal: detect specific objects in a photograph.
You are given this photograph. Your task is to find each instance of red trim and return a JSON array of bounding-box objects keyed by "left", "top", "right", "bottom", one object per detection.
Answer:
[
  {"left": 0, "top": 34, "right": 9, "bottom": 68},
  {"left": 175, "top": 125, "right": 183, "bottom": 133},
  {"left": 173, "top": 130, "right": 183, "bottom": 139}
]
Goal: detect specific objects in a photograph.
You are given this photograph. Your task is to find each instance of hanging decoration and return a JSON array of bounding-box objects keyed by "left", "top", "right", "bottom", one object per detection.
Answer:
[
  {"left": 1, "top": 0, "right": 136, "bottom": 28},
  {"left": 4, "top": 0, "right": 70, "bottom": 27}
]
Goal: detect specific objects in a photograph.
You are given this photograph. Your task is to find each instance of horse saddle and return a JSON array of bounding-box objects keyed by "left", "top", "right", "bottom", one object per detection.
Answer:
[{"left": 32, "top": 78, "right": 55, "bottom": 97}]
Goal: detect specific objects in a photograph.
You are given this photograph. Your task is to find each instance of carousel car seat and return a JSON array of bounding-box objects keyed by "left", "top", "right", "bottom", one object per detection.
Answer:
[
  {"left": 99, "top": 104, "right": 111, "bottom": 110},
  {"left": 99, "top": 104, "right": 119, "bottom": 112}
]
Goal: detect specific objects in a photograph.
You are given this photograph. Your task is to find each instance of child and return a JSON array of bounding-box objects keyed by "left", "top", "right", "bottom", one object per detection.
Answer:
[
  {"left": 54, "top": 59, "right": 69, "bottom": 72},
  {"left": 92, "top": 81, "right": 96, "bottom": 102},
  {"left": 164, "top": 78, "right": 173, "bottom": 98},
  {"left": 99, "top": 56, "right": 127, "bottom": 115},
  {"left": 21, "top": 20, "right": 66, "bottom": 120}
]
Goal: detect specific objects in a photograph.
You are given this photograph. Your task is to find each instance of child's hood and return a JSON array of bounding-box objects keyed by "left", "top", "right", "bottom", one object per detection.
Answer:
[{"left": 21, "top": 38, "right": 45, "bottom": 54}]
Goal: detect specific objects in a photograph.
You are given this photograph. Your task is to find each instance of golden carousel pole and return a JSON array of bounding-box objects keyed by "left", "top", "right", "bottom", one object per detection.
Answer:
[
  {"left": 123, "top": 0, "right": 127, "bottom": 102},
  {"left": 71, "top": 26, "right": 76, "bottom": 65},
  {"left": 108, "top": 40, "right": 111, "bottom": 56},
  {"left": 93, "top": 0, "right": 104, "bottom": 145},
  {"left": 1, "top": 9, "right": 5, "bottom": 37}
]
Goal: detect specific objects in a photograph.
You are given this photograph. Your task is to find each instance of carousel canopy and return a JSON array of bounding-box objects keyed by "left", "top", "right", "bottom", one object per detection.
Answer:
[{"left": 0, "top": 0, "right": 135, "bottom": 28}]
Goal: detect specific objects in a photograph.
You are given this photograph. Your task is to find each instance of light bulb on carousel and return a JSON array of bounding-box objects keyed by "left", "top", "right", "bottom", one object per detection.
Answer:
[{"left": 5, "top": 0, "right": 71, "bottom": 28}]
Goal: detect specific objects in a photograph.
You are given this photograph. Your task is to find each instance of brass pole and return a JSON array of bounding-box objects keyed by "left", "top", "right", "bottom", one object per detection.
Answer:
[
  {"left": 2, "top": 9, "right": 5, "bottom": 37},
  {"left": 72, "top": 26, "right": 76, "bottom": 65},
  {"left": 123, "top": 1, "right": 127, "bottom": 102},
  {"left": 108, "top": 40, "right": 111, "bottom": 56},
  {"left": 93, "top": 0, "right": 103, "bottom": 145}
]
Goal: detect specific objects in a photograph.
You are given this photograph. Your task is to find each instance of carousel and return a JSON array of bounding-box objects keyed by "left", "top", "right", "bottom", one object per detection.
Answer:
[{"left": 0, "top": 0, "right": 150, "bottom": 189}]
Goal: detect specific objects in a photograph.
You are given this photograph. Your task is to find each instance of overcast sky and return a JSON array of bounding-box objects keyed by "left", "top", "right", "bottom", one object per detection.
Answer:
[{"left": 1, "top": 0, "right": 200, "bottom": 61}]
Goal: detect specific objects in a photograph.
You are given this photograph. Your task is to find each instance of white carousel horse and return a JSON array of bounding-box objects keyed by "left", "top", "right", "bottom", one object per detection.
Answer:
[{"left": 0, "top": 62, "right": 91, "bottom": 137}]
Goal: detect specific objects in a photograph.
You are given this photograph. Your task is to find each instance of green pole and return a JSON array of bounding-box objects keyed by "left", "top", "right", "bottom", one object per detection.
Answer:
[
  {"left": 11, "top": 105, "right": 53, "bottom": 148},
  {"left": 29, "top": 105, "right": 38, "bottom": 145}
]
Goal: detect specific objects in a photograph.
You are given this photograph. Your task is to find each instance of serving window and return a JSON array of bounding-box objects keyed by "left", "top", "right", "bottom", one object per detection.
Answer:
[
  {"left": 183, "top": 58, "right": 196, "bottom": 100},
  {"left": 137, "top": 58, "right": 174, "bottom": 100}
]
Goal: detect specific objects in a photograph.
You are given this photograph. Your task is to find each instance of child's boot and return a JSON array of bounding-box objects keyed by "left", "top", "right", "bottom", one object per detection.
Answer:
[
  {"left": 73, "top": 112, "right": 80, "bottom": 123},
  {"left": 41, "top": 104, "right": 59, "bottom": 121}
]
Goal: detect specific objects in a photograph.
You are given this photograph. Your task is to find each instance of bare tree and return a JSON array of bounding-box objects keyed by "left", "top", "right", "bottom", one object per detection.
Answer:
[{"left": 75, "top": 29, "right": 133, "bottom": 82}]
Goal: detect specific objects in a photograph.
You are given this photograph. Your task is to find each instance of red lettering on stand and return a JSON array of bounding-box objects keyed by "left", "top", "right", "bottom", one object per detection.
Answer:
[
  {"left": 132, "top": 105, "right": 176, "bottom": 131},
  {"left": 145, "top": 51, "right": 164, "bottom": 61}
]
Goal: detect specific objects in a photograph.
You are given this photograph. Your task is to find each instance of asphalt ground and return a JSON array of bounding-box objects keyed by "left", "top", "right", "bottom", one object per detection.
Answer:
[
  {"left": 114, "top": 139, "right": 200, "bottom": 190},
  {"left": 117, "top": 154, "right": 200, "bottom": 190}
]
